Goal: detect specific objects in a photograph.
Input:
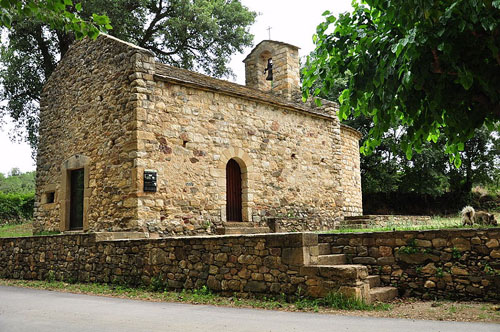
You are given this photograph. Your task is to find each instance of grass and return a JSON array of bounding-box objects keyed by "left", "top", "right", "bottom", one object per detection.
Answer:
[
  {"left": 0, "top": 221, "right": 59, "bottom": 238},
  {"left": 0, "top": 278, "right": 390, "bottom": 312},
  {"left": 326, "top": 215, "right": 499, "bottom": 233},
  {"left": 0, "top": 221, "right": 33, "bottom": 238}
]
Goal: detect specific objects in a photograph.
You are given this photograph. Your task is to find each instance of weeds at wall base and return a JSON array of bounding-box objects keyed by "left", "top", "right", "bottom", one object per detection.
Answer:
[{"left": 0, "top": 278, "right": 391, "bottom": 312}]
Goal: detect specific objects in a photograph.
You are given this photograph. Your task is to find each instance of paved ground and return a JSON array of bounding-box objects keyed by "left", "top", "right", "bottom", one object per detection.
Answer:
[{"left": 0, "top": 286, "right": 498, "bottom": 332}]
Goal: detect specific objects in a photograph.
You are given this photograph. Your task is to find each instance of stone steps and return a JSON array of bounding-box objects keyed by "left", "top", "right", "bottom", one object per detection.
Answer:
[
  {"left": 315, "top": 242, "right": 398, "bottom": 303},
  {"left": 366, "top": 275, "right": 380, "bottom": 288},
  {"left": 317, "top": 254, "right": 346, "bottom": 265},
  {"left": 318, "top": 243, "right": 330, "bottom": 255},
  {"left": 369, "top": 286, "right": 398, "bottom": 303}
]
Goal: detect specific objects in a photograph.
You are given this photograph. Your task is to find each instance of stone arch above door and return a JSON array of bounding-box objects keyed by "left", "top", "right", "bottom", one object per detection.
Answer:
[
  {"left": 217, "top": 148, "right": 254, "bottom": 223},
  {"left": 60, "top": 154, "right": 91, "bottom": 231}
]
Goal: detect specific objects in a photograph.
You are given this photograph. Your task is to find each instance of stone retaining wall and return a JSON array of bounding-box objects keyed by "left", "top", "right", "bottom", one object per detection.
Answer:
[
  {"left": 0, "top": 232, "right": 367, "bottom": 299},
  {"left": 319, "top": 228, "right": 500, "bottom": 301}
]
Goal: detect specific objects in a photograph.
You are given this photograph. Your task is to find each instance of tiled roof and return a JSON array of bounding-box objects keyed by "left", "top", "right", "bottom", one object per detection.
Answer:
[{"left": 154, "top": 62, "right": 336, "bottom": 120}]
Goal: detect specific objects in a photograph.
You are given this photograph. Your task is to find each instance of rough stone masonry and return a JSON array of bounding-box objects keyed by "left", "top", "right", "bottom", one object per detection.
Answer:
[{"left": 34, "top": 35, "right": 362, "bottom": 237}]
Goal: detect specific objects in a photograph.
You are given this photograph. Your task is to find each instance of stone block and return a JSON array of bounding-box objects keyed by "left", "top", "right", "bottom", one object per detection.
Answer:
[
  {"left": 244, "top": 281, "right": 267, "bottom": 293},
  {"left": 379, "top": 246, "right": 393, "bottom": 257},
  {"left": 485, "top": 239, "right": 499, "bottom": 248},
  {"left": 451, "top": 238, "right": 471, "bottom": 251},
  {"left": 415, "top": 239, "right": 432, "bottom": 247},
  {"left": 491, "top": 249, "right": 500, "bottom": 259},
  {"left": 377, "top": 257, "right": 395, "bottom": 265},
  {"left": 451, "top": 266, "right": 469, "bottom": 276},
  {"left": 352, "top": 257, "right": 377, "bottom": 265},
  {"left": 432, "top": 238, "right": 447, "bottom": 248},
  {"left": 281, "top": 247, "right": 304, "bottom": 266},
  {"left": 424, "top": 280, "right": 436, "bottom": 288}
]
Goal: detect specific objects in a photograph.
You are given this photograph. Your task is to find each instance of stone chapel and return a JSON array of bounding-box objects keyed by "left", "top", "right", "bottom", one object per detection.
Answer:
[{"left": 34, "top": 34, "right": 362, "bottom": 237}]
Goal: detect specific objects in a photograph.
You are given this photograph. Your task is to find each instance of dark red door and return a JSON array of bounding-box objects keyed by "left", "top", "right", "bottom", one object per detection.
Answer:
[{"left": 226, "top": 159, "right": 242, "bottom": 222}]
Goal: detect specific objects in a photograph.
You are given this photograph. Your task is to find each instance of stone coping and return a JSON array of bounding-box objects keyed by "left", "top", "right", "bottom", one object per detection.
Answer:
[
  {"left": 319, "top": 227, "right": 500, "bottom": 237},
  {"left": 340, "top": 124, "right": 363, "bottom": 140},
  {"left": 0, "top": 231, "right": 318, "bottom": 243}
]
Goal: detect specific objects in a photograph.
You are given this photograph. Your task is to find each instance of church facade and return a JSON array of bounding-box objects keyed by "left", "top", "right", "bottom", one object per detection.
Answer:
[{"left": 34, "top": 34, "right": 362, "bottom": 236}]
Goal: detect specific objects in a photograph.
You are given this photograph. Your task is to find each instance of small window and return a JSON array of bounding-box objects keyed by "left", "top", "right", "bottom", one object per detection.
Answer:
[{"left": 45, "top": 191, "right": 55, "bottom": 204}]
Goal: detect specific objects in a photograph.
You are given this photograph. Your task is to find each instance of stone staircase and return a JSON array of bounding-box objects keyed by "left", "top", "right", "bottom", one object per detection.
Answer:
[
  {"left": 215, "top": 222, "right": 271, "bottom": 235},
  {"left": 317, "top": 243, "right": 398, "bottom": 303}
]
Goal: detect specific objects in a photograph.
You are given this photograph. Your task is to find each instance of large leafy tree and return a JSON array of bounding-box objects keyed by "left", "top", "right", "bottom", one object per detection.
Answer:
[
  {"left": 302, "top": 0, "right": 500, "bottom": 166},
  {"left": 0, "top": 0, "right": 110, "bottom": 37},
  {"left": 1, "top": 0, "right": 256, "bottom": 149}
]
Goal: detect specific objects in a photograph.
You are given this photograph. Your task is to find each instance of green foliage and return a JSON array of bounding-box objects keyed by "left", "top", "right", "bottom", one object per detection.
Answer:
[
  {"left": 483, "top": 263, "right": 496, "bottom": 276},
  {"left": 303, "top": 0, "right": 500, "bottom": 165},
  {"left": 451, "top": 247, "right": 462, "bottom": 259},
  {"left": 321, "top": 292, "right": 384, "bottom": 310},
  {"left": 0, "top": 169, "right": 35, "bottom": 194},
  {"left": 149, "top": 273, "right": 168, "bottom": 292},
  {"left": 46, "top": 270, "right": 56, "bottom": 283},
  {"left": 0, "top": 0, "right": 256, "bottom": 150},
  {"left": 397, "top": 239, "right": 420, "bottom": 254},
  {"left": 0, "top": 192, "right": 34, "bottom": 223},
  {"left": 0, "top": 0, "right": 110, "bottom": 37},
  {"left": 0, "top": 169, "right": 35, "bottom": 224}
]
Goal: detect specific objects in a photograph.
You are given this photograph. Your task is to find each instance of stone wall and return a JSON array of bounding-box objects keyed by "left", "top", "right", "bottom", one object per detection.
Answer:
[
  {"left": 319, "top": 229, "right": 500, "bottom": 300},
  {"left": 34, "top": 35, "right": 154, "bottom": 233},
  {"left": 133, "top": 70, "right": 343, "bottom": 236},
  {"left": 243, "top": 40, "right": 300, "bottom": 98},
  {"left": 340, "top": 125, "right": 363, "bottom": 216},
  {"left": 0, "top": 232, "right": 368, "bottom": 300},
  {"left": 341, "top": 215, "right": 432, "bottom": 229}
]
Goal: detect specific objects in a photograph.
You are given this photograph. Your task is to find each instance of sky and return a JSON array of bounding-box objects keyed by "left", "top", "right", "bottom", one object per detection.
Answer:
[{"left": 0, "top": 0, "right": 353, "bottom": 175}]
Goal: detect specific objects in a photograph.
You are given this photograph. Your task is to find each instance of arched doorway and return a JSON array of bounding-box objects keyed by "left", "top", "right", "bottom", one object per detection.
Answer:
[{"left": 226, "top": 159, "right": 243, "bottom": 222}]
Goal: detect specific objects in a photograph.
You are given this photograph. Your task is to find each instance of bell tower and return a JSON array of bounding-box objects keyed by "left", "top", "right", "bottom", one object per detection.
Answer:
[{"left": 243, "top": 40, "right": 300, "bottom": 99}]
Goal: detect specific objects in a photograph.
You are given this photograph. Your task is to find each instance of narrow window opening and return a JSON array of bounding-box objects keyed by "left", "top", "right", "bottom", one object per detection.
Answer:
[
  {"left": 42, "top": 191, "right": 56, "bottom": 204},
  {"left": 45, "top": 191, "right": 55, "bottom": 204}
]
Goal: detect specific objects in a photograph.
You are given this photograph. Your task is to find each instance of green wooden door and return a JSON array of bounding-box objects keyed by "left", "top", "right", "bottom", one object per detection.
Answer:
[{"left": 70, "top": 168, "right": 84, "bottom": 230}]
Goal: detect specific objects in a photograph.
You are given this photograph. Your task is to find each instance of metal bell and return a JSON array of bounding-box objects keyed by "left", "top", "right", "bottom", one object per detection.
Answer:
[{"left": 264, "top": 58, "right": 273, "bottom": 81}]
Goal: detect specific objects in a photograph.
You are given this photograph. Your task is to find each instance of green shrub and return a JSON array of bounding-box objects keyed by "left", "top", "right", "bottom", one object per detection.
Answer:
[
  {"left": 0, "top": 192, "right": 35, "bottom": 224},
  {"left": 150, "top": 274, "right": 169, "bottom": 292}
]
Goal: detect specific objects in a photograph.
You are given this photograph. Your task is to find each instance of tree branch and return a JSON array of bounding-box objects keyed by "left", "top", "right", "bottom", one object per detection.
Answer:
[{"left": 32, "top": 26, "right": 56, "bottom": 78}]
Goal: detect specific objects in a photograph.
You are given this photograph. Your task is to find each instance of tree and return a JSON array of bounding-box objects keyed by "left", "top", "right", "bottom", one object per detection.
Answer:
[
  {"left": 1, "top": 0, "right": 256, "bottom": 149},
  {"left": 0, "top": 1, "right": 110, "bottom": 36},
  {"left": 0, "top": 169, "right": 36, "bottom": 194},
  {"left": 302, "top": 0, "right": 500, "bottom": 166}
]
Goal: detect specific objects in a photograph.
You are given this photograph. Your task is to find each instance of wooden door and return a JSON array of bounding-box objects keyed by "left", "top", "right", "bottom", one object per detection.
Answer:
[
  {"left": 226, "top": 159, "right": 242, "bottom": 222},
  {"left": 69, "top": 168, "right": 84, "bottom": 230}
]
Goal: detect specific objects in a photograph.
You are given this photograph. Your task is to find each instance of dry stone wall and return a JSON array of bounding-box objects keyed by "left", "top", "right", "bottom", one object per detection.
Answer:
[
  {"left": 0, "top": 232, "right": 367, "bottom": 300},
  {"left": 319, "top": 228, "right": 500, "bottom": 300}
]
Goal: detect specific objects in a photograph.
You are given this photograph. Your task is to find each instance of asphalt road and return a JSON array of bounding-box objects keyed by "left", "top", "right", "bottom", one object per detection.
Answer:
[{"left": 0, "top": 285, "right": 498, "bottom": 332}]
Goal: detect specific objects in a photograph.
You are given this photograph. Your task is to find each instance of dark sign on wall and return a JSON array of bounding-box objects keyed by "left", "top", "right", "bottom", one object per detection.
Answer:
[{"left": 144, "top": 170, "right": 157, "bottom": 192}]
